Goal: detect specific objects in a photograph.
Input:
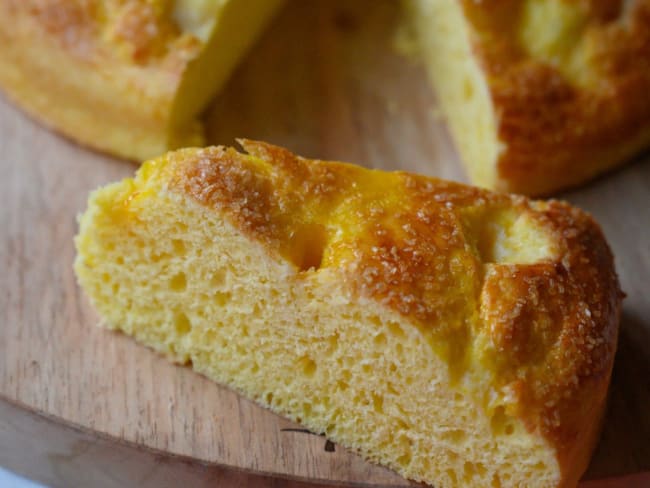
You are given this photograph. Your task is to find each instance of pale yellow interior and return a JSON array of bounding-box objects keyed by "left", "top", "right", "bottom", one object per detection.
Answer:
[
  {"left": 406, "top": 0, "right": 502, "bottom": 190},
  {"left": 169, "top": 0, "right": 285, "bottom": 147}
]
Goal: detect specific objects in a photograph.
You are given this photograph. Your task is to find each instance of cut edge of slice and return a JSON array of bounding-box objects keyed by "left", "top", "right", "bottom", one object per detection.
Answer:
[
  {"left": 406, "top": 0, "right": 503, "bottom": 191},
  {"left": 73, "top": 145, "right": 617, "bottom": 488}
]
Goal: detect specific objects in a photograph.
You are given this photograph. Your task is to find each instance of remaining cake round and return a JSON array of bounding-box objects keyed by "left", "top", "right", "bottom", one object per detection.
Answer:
[
  {"left": 406, "top": 0, "right": 650, "bottom": 194},
  {"left": 0, "top": 0, "right": 284, "bottom": 160},
  {"left": 75, "top": 140, "right": 622, "bottom": 488}
]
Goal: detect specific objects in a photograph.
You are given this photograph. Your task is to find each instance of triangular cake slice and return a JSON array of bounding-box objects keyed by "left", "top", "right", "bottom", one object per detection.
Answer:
[
  {"left": 407, "top": 0, "right": 650, "bottom": 194},
  {"left": 75, "top": 141, "right": 621, "bottom": 487},
  {"left": 0, "top": 0, "right": 284, "bottom": 160}
]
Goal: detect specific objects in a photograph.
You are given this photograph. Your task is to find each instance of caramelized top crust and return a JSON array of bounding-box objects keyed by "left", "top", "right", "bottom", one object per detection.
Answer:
[
  {"left": 0, "top": 0, "right": 211, "bottom": 160},
  {"left": 151, "top": 141, "right": 622, "bottom": 470},
  {"left": 461, "top": 0, "right": 650, "bottom": 194},
  {"left": 1, "top": 0, "right": 285, "bottom": 161},
  {"left": 4, "top": 0, "right": 200, "bottom": 70}
]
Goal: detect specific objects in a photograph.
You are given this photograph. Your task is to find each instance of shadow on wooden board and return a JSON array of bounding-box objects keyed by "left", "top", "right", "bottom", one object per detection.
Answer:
[
  {"left": 1, "top": 395, "right": 648, "bottom": 488},
  {"left": 205, "top": 0, "right": 463, "bottom": 182},
  {"left": 587, "top": 312, "right": 650, "bottom": 479},
  {"left": 0, "top": 396, "right": 419, "bottom": 488}
]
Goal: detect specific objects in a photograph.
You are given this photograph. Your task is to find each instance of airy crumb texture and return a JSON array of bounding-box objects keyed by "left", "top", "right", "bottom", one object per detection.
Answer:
[
  {"left": 75, "top": 141, "right": 622, "bottom": 488},
  {"left": 407, "top": 0, "right": 650, "bottom": 195},
  {"left": 0, "top": 0, "right": 284, "bottom": 160}
]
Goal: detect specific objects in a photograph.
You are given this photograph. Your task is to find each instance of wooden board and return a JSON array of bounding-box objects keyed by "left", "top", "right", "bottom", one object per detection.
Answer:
[{"left": 1, "top": 1, "right": 649, "bottom": 486}]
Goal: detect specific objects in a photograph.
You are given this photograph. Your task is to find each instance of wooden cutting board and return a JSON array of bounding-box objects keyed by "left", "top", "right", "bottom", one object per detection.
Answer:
[{"left": 1, "top": 1, "right": 649, "bottom": 487}]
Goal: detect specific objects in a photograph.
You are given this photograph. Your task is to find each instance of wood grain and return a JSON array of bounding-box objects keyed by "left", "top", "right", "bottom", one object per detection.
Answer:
[{"left": 1, "top": 0, "right": 649, "bottom": 486}]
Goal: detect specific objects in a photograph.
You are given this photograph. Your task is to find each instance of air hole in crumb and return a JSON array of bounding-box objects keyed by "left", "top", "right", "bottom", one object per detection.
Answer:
[
  {"left": 444, "top": 429, "right": 467, "bottom": 444},
  {"left": 321, "top": 395, "right": 332, "bottom": 408},
  {"left": 170, "top": 272, "right": 187, "bottom": 291},
  {"left": 327, "top": 333, "right": 339, "bottom": 355},
  {"left": 150, "top": 251, "right": 170, "bottom": 263},
  {"left": 210, "top": 269, "right": 225, "bottom": 287},
  {"left": 396, "top": 453, "right": 411, "bottom": 466},
  {"left": 340, "top": 369, "right": 351, "bottom": 381},
  {"left": 491, "top": 473, "right": 503, "bottom": 488},
  {"left": 447, "top": 469, "right": 458, "bottom": 485},
  {"left": 297, "top": 356, "right": 317, "bottom": 377},
  {"left": 464, "top": 461, "right": 476, "bottom": 480},
  {"left": 171, "top": 239, "right": 186, "bottom": 254},
  {"left": 289, "top": 223, "right": 328, "bottom": 272},
  {"left": 303, "top": 402, "right": 312, "bottom": 417},
  {"left": 372, "top": 394, "right": 384, "bottom": 413},
  {"left": 214, "top": 291, "right": 231, "bottom": 306},
  {"left": 369, "top": 315, "right": 382, "bottom": 327},
  {"left": 490, "top": 406, "right": 515, "bottom": 436},
  {"left": 388, "top": 322, "right": 405, "bottom": 339},
  {"left": 373, "top": 333, "right": 387, "bottom": 346},
  {"left": 395, "top": 418, "right": 409, "bottom": 431},
  {"left": 174, "top": 312, "right": 191, "bottom": 335}
]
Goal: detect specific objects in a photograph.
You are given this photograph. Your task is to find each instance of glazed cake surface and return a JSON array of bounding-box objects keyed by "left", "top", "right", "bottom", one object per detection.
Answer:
[
  {"left": 408, "top": 0, "right": 650, "bottom": 194},
  {"left": 0, "top": 0, "right": 284, "bottom": 160}
]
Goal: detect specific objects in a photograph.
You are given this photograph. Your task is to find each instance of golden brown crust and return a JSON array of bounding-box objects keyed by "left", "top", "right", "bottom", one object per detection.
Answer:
[
  {"left": 461, "top": 0, "right": 650, "bottom": 195},
  {"left": 0, "top": 0, "right": 200, "bottom": 160},
  {"left": 0, "top": 0, "right": 285, "bottom": 161},
  {"left": 4, "top": 0, "right": 197, "bottom": 78},
  {"left": 165, "top": 141, "right": 622, "bottom": 483},
  {"left": 479, "top": 200, "right": 621, "bottom": 484}
]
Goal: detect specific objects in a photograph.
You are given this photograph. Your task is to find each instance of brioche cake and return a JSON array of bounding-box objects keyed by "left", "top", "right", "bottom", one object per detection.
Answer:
[
  {"left": 0, "top": 0, "right": 284, "bottom": 160},
  {"left": 406, "top": 0, "right": 650, "bottom": 194},
  {"left": 75, "top": 141, "right": 621, "bottom": 488}
]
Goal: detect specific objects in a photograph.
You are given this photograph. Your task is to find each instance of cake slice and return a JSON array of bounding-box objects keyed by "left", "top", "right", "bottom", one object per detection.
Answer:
[
  {"left": 0, "top": 0, "right": 284, "bottom": 160},
  {"left": 406, "top": 0, "right": 650, "bottom": 195},
  {"left": 74, "top": 141, "right": 622, "bottom": 487}
]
